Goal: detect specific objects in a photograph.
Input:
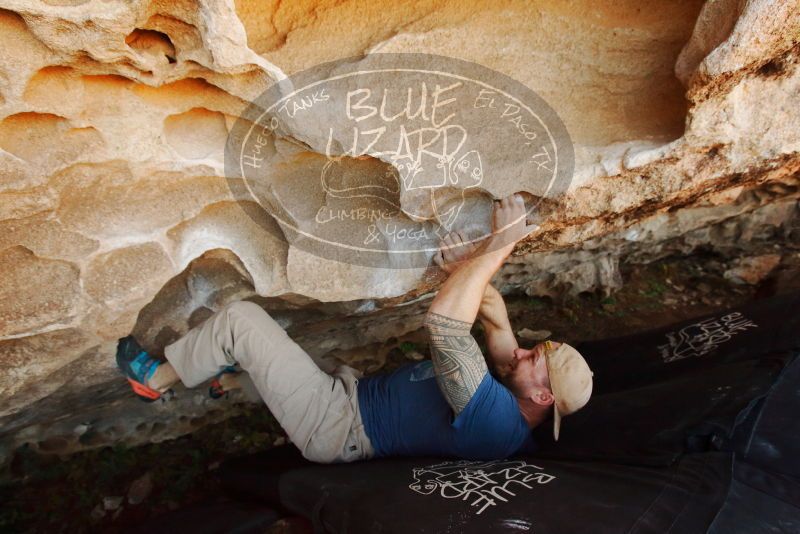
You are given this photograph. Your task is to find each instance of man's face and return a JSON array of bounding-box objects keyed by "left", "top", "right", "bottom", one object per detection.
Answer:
[{"left": 506, "top": 342, "right": 556, "bottom": 400}]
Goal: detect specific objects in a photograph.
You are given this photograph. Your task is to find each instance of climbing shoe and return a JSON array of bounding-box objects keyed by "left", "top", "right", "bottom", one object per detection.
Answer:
[
  {"left": 116, "top": 335, "right": 167, "bottom": 402},
  {"left": 209, "top": 366, "right": 239, "bottom": 399}
]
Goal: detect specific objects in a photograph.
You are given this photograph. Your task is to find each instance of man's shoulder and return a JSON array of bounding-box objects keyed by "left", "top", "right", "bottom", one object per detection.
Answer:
[
  {"left": 451, "top": 376, "right": 533, "bottom": 458},
  {"left": 454, "top": 373, "right": 522, "bottom": 427},
  {"left": 478, "top": 370, "right": 518, "bottom": 403}
]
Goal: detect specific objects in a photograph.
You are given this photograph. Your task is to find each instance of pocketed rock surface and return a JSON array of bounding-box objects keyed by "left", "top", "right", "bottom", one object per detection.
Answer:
[{"left": 0, "top": 0, "right": 798, "bottom": 457}]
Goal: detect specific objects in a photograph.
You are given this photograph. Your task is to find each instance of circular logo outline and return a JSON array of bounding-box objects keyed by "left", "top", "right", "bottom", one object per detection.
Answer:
[{"left": 225, "top": 53, "right": 574, "bottom": 268}]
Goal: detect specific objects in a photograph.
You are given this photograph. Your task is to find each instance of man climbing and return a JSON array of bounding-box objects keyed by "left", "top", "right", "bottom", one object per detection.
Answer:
[{"left": 117, "top": 193, "right": 593, "bottom": 462}]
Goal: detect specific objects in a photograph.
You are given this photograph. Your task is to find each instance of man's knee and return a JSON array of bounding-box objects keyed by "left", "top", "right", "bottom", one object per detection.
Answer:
[
  {"left": 223, "top": 300, "right": 288, "bottom": 345},
  {"left": 300, "top": 442, "right": 362, "bottom": 464},
  {"left": 220, "top": 300, "right": 290, "bottom": 364},
  {"left": 224, "top": 301, "right": 278, "bottom": 333},
  {"left": 300, "top": 442, "right": 340, "bottom": 464},
  {"left": 224, "top": 300, "right": 266, "bottom": 319}
]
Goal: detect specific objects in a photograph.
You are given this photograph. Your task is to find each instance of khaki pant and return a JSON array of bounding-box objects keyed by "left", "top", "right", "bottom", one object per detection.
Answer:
[{"left": 164, "top": 301, "right": 375, "bottom": 463}]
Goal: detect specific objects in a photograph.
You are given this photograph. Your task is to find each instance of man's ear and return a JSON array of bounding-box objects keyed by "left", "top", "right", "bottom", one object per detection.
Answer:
[{"left": 530, "top": 388, "right": 554, "bottom": 406}]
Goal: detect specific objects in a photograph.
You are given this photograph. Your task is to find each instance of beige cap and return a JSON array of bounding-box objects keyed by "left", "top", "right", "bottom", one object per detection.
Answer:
[{"left": 544, "top": 343, "right": 593, "bottom": 441}]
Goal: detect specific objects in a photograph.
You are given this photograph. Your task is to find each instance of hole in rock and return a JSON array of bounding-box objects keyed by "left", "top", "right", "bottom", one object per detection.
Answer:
[
  {"left": 38, "top": 436, "right": 69, "bottom": 453},
  {"left": 132, "top": 249, "right": 258, "bottom": 354},
  {"left": 0, "top": 8, "right": 30, "bottom": 34},
  {"left": 189, "top": 416, "right": 206, "bottom": 428},
  {"left": 80, "top": 73, "right": 136, "bottom": 95},
  {"left": 132, "top": 77, "right": 231, "bottom": 108},
  {"left": 757, "top": 58, "right": 786, "bottom": 78},
  {"left": 163, "top": 107, "right": 228, "bottom": 160},
  {"left": 0, "top": 113, "right": 67, "bottom": 160},
  {"left": 23, "top": 66, "right": 76, "bottom": 105},
  {"left": 132, "top": 249, "right": 332, "bottom": 365},
  {"left": 143, "top": 13, "right": 204, "bottom": 60},
  {"left": 125, "top": 28, "right": 176, "bottom": 64},
  {"left": 78, "top": 431, "right": 106, "bottom": 447}
]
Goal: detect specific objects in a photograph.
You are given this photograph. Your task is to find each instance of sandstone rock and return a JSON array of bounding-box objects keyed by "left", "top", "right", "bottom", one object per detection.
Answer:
[
  {"left": 0, "top": 246, "right": 80, "bottom": 337},
  {"left": 84, "top": 242, "right": 173, "bottom": 306},
  {"left": 675, "top": 0, "right": 746, "bottom": 86},
  {"left": 54, "top": 162, "right": 232, "bottom": 241},
  {"left": 238, "top": 0, "right": 701, "bottom": 146},
  {"left": 127, "top": 472, "right": 154, "bottom": 505},
  {"left": 517, "top": 329, "right": 552, "bottom": 342},
  {"left": 687, "top": 0, "right": 800, "bottom": 82},
  {"left": 0, "top": 213, "right": 99, "bottom": 261},
  {"left": 724, "top": 254, "right": 782, "bottom": 285},
  {"left": 103, "top": 496, "right": 123, "bottom": 512},
  {"left": 0, "top": 113, "right": 105, "bottom": 188},
  {"left": 287, "top": 246, "right": 427, "bottom": 301},
  {"left": 163, "top": 108, "right": 229, "bottom": 160},
  {"left": 0, "top": 328, "right": 95, "bottom": 404},
  {"left": 132, "top": 248, "right": 257, "bottom": 352},
  {"left": 90, "top": 503, "right": 106, "bottom": 521},
  {"left": 166, "top": 201, "right": 289, "bottom": 295}
]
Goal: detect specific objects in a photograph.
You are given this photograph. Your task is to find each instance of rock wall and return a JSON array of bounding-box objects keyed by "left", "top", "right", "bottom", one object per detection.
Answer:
[{"left": 0, "top": 0, "right": 798, "bottom": 459}]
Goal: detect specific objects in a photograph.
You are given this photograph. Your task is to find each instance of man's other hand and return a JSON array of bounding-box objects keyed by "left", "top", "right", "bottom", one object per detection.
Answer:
[
  {"left": 434, "top": 231, "right": 481, "bottom": 275},
  {"left": 487, "top": 194, "right": 539, "bottom": 259}
]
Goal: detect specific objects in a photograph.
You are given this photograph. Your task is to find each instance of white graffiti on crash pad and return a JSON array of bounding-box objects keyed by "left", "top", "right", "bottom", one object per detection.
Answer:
[
  {"left": 409, "top": 459, "right": 555, "bottom": 515},
  {"left": 658, "top": 312, "right": 758, "bottom": 363}
]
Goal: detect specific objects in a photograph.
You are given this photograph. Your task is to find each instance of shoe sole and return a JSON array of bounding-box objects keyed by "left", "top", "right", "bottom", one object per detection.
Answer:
[{"left": 127, "top": 378, "right": 162, "bottom": 402}]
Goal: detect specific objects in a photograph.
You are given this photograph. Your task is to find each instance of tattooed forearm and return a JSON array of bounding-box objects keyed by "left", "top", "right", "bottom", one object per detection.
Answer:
[{"left": 424, "top": 311, "right": 488, "bottom": 415}]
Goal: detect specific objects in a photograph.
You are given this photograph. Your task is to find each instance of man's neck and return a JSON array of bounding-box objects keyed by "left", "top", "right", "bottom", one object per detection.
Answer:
[{"left": 515, "top": 397, "right": 549, "bottom": 429}]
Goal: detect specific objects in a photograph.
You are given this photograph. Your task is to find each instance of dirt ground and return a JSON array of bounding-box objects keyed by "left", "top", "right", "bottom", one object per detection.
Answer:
[{"left": 1, "top": 250, "right": 798, "bottom": 533}]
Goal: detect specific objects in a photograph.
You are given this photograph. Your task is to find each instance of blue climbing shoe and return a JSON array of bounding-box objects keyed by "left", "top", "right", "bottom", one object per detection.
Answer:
[
  {"left": 209, "top": 366, "right": 239, "bottom": 399},
  {"left": 116, "top": 335, "right": 165, "bottom": 402}
]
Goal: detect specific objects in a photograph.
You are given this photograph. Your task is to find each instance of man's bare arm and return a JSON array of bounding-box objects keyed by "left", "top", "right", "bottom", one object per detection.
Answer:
[
  {"left": 425, "top": 194, "right": 536, "bottom": 412},
  {"left": 477, "top": 285, "right": 519, "bottom": 371},
  {"left": 434, "top": 231, "right": 519, "bottom": 371}
]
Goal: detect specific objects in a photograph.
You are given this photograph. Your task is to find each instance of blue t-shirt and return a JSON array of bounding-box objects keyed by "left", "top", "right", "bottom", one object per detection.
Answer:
[{"left": 357, "top": 360, "right": 536, "bottom": 459}]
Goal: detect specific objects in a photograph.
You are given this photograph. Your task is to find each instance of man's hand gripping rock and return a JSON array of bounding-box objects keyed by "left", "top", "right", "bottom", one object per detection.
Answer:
[{"left": 433, "top": 193, "right": 539, "bottom": 274}]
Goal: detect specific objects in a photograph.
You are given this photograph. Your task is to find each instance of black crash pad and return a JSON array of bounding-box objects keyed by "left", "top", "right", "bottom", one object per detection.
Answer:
[
  {"left": 125, "top": 500, "right": 280, "bottom": 534},
  {"left": 531, "top": 292, "right": 800, "bottom": 465},
  {"left": 278, "top": 452, "right": 731, "bottom": 534},
  {"left": 708, "top": 348, "right": 800, "bottom": 533},
  {"left": 241, "top": 359, "right": 800, "bottom": 533},
  {"left": 217, "top": 293, "right": 800, "bottom": 533}
]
